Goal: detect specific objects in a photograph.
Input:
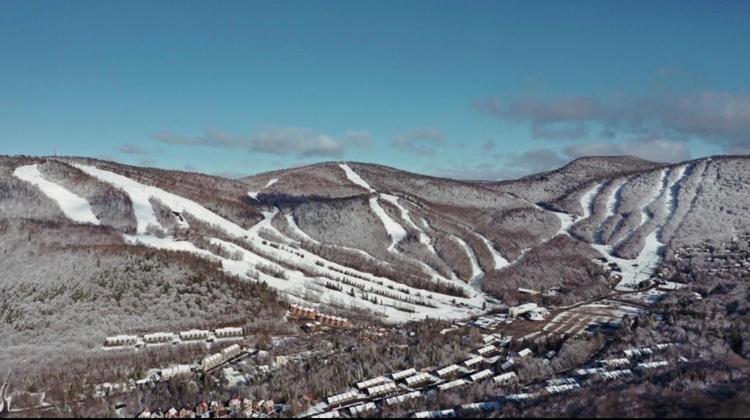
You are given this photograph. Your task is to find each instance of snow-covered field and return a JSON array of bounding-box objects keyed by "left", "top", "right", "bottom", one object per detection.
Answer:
[{"left": 13, "top": 164, "right": 100, "bottom": 225}]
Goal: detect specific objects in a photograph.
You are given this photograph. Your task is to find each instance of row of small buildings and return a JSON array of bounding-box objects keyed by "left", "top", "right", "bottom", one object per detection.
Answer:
[
  {"left": 104, "top": 327, "right": 245, "bottom": 347},
  {"left": 287, "top": 304, "right": 352, "bottom": 329}
]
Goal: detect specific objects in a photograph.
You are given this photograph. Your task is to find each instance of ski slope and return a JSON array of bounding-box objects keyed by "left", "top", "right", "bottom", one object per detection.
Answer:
[
  {"left": 13, "top": 164, "right": 100, "bottom": 225},
  {"left": 73, "top": 163, "right": 492, "bottom": 323}
]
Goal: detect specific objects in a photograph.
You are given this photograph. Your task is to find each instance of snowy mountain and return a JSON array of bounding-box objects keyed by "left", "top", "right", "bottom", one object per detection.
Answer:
[{"left": 1, "top": 154, "right": 749, "bottom": 376}]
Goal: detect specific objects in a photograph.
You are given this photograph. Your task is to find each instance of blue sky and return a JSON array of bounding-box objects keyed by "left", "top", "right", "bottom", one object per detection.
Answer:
[{"left": 2, "top": 0, "right": 749, "bottom": 179}]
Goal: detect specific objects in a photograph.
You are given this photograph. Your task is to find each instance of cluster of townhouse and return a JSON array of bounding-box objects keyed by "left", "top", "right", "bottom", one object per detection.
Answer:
[
  {"left": 309, "top": 338, "right": 681, "bottom": 418},
  {"left": 104, "top": 327, "right": 245, "bottom": 349},
  {"left": 287, "top": 304, "right": 352, "bottom": 329},
  {"left": 137, "top": 397, "right": 278, "bottom": 418},
  {"left": 400, "top": 342, "right": 683, "bottom": 418}
]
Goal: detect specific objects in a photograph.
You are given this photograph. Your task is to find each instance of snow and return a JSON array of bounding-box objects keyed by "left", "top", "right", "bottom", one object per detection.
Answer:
[
  {"left": 594, "top": 165, "right": 688, "bottom": 291},
  {"left": 369, "top": 197, "right": 407, "bottom": 252},
  {"left": 339, "top": 163, "right": 375, "bottom": 193},
  {"left": 247, "top": 178, "right": 278, "bottom": 200},
  {"left": 603, "top": 179, "right": 626, "bottom": 221},
  {"left": 579, "top": 182, "right": 605, "bottom": 220},
  {"left": 451, "top": 235, "right": 484, "bottom": 287},
  {"left": 285, "top": 213, "right": 317, "bottom": 243},
  {"left": 381, "top": 193, "right": 440, "bottom": 252},
  {"left": 476, "top": 233, "right": 510, "bottom": 269},
  {"left": 13, "top": 164, "right": 100, "bottom": 225},
  {"left": 74, "top": 164, "right": 494, "bottom": 323}
]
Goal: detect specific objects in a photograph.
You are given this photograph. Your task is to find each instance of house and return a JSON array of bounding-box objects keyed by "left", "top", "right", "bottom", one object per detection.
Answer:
[
  {"left": 365, "top": 382, "right": 398, "bottom": 397},
  {"left": 476, "top": 345, "right": 497, "bottom": 356},
  {"left": 463, "top": 356, "right": 484, "bottom": 368},
  {"left": 348, "top": 402, "right": 376, "bottom": 417},
  {"left": 469, "top": 369, "right": 493, "bottom": 382},
  {"left": 214, "top": 327, "right": 244, "bottom": 339},
  {"left": 179, "top": 329, "right": 210, "bottom": 341},
  {"left": 137, "top": 409, "right": 151, "bottom": 418},
  {"left": 438, "top": 379, "right": 468, "bottom": 391},
  {"left": 356, "top": 376, "right": 389, "bottom": 390},
  {"left": 493, "top": 371, "right": 519, "bottom": 386},
  {"left": 228, "top": 398, "right": 242, "bottom": 413},
  {"left": 509, "top": 303, "right": 550, "bottom": 321},
  {"left": 500, "top": 358, "right": 515, "bottom": 370},
  {"left": 159, "top": 365, "right": 192, "bottom": 381},
  {"left": 143, "top": 332, "right": 175, "bottom": 345},
  {"left": 165, "top": 407, "right": 178, "bottom": 418},
  {"left": 404, "top": 372, "right": 433, "bottom": 387},
  {"left": 326, "top": 390, "right": 359, "bottom": 406},
  {"left": 436, "top": 364, "right": 461, "bottom": 378},
  {"left": 194, "top": 402, "right": 209, "bottom": 417},
  {"left": 105, "top": 335, "right": 139, "bottom": 347},
  {"left": 390, "top": 367, "right": 417, "bottom": 381},
  {"left": 517, "top": 348, "right": 533, "bottom": 358},
  {"left": 178, "top": 408, "right": 195, "bottom": 418},
  {"left": 385, "top": 391, "right": 421, "bottom": 406}
]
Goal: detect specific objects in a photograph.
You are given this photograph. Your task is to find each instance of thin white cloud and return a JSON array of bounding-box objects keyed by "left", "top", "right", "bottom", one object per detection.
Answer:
[{"left": 392, "top": 128, "right": 445, "bottom": 156}]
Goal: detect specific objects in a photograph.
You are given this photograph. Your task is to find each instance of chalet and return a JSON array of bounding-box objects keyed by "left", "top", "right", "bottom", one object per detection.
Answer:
[
  {"left": 201, "top": 354, "right": 224, "bottom": 372},
  {"left": 414, "top": 409, "right": 456, "bottom": 418},
  {"left": 105, "top": 335, "right": 138, "bottom": 347},
  {"left": 404, "top": 372, "right": 433, "bottom": 387},
  {"left": 326, "top": 390, "right": 359, "bottom": 406},
  {"left": 600, "top": 358, "right": 629, "bottom": 368},
  {"left": 517, "top": 348, "right": 533, "bottom": 358},
  {"left": 463, "top": 356, "right": 484, "bottom": 368},
  {"left": 143, "top": 332, "right": 175, "bottom": 344},
  {"left": 436, "top": 364, "right": 461, "bottom": 378},
  {"left": 546, "top": 383, "right": 581, "bottom": 394},
  {"left": 366, "top": 382, "right": 398, "bottom": 397},
  {"left": 159, "top": 365, "right": 192, "bottom": 381},
  {"left": 509, "top": 303, "right": 549, "bottom": 321},
  {"left": 598, "top": 369, "right": 633, "bottom": 380},
  {"left": 500, "top": 358, "right": 515, "bottom": 370},
  {"left": 214, "top": 327, "right": 243, "bottom": 339},
  {"left": 637, "top": 360, "right": 669, "bottom": 370},
  {"left": 492, "top": 371, "right": 519, "bottom": 386},
  {"left": 476, "top": 345, "right": 497, "bottom": 356},
  {"left": 178, "top": 408, "right": 195, "bottom": 418},
  {"left": 348, "top": 402, "right": 376, "bottom": 417},
  {"left": 194, "top": 401, "right": 209, "bottom": 416},
  {"left": 385, "top": 391, "right": 421, "bottom": 406},
  {"left": 391, "top": 368, "right": 417, "bottom": 381},
  {"left": 438, "top": 379, "right": 468, "bottom": 391},
  {"left": 469, "top": 369, "right": 493, "bottom": 382},
  {"left": 179, "top": 329, "right": 210, "bottom": 341},
  {"left": 356, "top": 376, "right": 389, "bottom": 390}
]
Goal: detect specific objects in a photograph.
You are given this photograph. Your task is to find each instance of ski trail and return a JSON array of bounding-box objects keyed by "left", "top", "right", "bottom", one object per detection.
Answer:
[
  {"left": 451, "top": 235, "right": 484, "bottom": 287},
  {"left": 76, "top": 165, "right": 490, "bottom": 323},
  {"left": 247, "top": 178, "right": 278, "bottom": 200},
  {"left": 476, "top": 233, "right": 510, "bottom": 270},
  {"left": 603, "top": 179, "right": 626, "bottom": 221},
  {"left": 339, "top": 163, "right": 375, "bottom": 193},
  {"left": 370, "top": 197, "right": 407, "bottom": 252},
  {"left": 596, "top": 178, "right": 627, "bottom": 244},
  {"left": 594, "top": 165, "right": 689, "bottom": 290},
  {"left": 579, "top": 182, "right": 605, "bottom": 220},
  {"left": 13, "top": 164, "right": 100, "bottom": 225}
]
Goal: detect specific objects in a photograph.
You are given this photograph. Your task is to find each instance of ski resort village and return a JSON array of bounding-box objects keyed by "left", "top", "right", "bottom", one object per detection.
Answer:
[{"left": 1, "top": 155, "right": 750, "bottom": 417}]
